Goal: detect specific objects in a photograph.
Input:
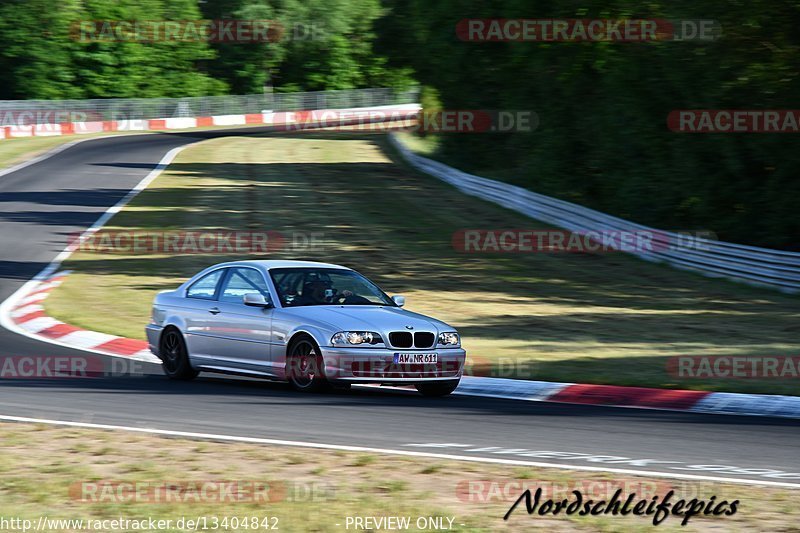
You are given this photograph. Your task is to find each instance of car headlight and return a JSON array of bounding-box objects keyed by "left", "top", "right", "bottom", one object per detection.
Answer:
[
  {"left": 331, "top": 331, "right": 383, "bottom": 345},
  {"left": 438, "top": 332, "right": 460, "bottom": 346}
]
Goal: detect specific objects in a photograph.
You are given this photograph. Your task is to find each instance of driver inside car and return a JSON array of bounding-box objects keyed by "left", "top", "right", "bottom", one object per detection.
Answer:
[
  {"left": 298, "top": 279, "right": 334, "bottom": 305},
  {"left": 297, "top": 278, "right": 357, "bottom": 305}
]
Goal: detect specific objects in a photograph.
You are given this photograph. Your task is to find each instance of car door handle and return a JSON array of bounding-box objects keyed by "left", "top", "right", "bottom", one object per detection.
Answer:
[{"left": 208, "top": 307, "right": 221, "bottom": 315}]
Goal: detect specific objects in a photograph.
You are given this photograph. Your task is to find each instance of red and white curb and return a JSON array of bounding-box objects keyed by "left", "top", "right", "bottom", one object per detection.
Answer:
[
  {"left": 4, "top": 271, "right": 158, "bottom": 363},
  {"left": 457, "top": 377, "right": 800, "bottom": 419},
  {"left": 0, "top": 104, "right": 420, "bottom": 140}
]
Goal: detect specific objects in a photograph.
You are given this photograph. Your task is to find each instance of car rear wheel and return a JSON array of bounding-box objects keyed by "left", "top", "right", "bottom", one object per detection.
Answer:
[
  {"left": 415, "top": 379, "right": 460, "bottom": 397},
  {"left": 160, "top": 329, "right": 198, "bottom": 381},
  {"left": 287, "top": 336, "right": 329, "bottom": 392}
]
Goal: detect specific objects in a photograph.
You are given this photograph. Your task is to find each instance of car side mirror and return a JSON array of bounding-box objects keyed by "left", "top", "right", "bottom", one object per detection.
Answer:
[
  {"left": 392, "top": 295, "right": 406, "bottom": 307},
  {"left": 243, "top": 293, "right": 272, "bottom": 308}
]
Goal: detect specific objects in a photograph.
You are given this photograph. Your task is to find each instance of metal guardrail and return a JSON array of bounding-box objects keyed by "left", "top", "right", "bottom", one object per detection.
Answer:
[
  {"left": 389, "top": 133, "right": 800, "bottom": 293},
  {"left": 0, "top": 88, "right": 419, "bottom": 123}
]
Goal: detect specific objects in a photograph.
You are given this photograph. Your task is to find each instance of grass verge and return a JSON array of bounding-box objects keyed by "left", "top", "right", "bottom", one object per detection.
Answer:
[
  {"left": 0, "top": 422, "right": 795, "bottom": 532},
  {"left": 44, "top": 131, "right": 800, "bottom": 394}
]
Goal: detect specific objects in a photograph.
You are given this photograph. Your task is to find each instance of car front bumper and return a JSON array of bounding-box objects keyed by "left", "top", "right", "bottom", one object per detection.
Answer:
[{"left": 319, "top": 346, "right": 466, "bottom": 384}]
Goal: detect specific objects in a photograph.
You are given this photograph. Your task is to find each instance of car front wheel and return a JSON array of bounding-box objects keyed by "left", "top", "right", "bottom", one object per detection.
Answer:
[
  {"left": 160, "top": 329, "right": 199, "bottom": 381},
  {"left": 415, "top": 379, "right": 460, "bottom": 397},
  {"left": 286, "top": 335, "right": 329, "bottom": 392}
]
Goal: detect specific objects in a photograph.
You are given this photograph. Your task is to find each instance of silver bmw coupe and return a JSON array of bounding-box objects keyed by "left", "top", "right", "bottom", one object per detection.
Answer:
[{"left": 146, "top": 260, "right": 466, "bottom": 396}]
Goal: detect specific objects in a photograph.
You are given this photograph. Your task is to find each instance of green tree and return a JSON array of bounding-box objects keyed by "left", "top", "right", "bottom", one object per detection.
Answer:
[
  {"left": 0, "top": 0, "right": 83, "bottom": 98},
  {"left": 378, "top": 0, "right": 800, "bottom": 248},
  {"left": 0, "top": 0, "right": 227, "bottom": 99},
  {"left": 201, "top": 0, "right": 414, "bottom": 93}
]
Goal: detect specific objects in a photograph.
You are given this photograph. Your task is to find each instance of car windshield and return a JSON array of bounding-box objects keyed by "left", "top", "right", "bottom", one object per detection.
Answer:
[{"left": 270, "top": 268, "right": 396, "bottom": 307}]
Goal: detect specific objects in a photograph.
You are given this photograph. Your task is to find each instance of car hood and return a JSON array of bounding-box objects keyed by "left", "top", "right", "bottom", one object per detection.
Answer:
[{"left": 281, "top": 305, "right": 453, "bottom": 335}]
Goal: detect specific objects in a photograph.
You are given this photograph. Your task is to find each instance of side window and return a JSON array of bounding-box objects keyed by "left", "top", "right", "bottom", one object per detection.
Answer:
[
  {"left": 186, "top": 269, "right": 225, "bottom": 300},
  {"left": 219, "top": 268, "right": 270, "bottom": 303}
]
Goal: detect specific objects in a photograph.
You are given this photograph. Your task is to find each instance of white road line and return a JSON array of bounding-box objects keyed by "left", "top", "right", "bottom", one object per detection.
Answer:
[{"left": 0, "top": 413, "right": 797, "bottom": 489}]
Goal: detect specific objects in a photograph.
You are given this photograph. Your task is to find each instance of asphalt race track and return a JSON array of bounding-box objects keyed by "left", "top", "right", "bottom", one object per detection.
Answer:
[{"left": 1, "top": 129, "right": 799, "bottom": 486}]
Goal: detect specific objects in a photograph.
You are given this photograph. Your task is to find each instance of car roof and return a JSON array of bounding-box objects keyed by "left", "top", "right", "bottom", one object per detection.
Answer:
[{"left": 214, "top": 260, "right": 350, "bottom": 271}]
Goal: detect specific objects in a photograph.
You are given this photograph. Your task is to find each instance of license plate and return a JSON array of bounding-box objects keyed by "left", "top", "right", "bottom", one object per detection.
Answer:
[{"left": 394, "top": 353, "right": 438, "bottom": 364}]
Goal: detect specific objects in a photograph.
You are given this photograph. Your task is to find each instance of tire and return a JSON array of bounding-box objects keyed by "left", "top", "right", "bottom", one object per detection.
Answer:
[
  {"left": 286, "top": 335, "right": 329, "bottom": 392},
  {"left": 415, "top": 379, "right": 460, "bottom": 397},
  {"left": 160, "top": 328, "right": 199, "bottom": 381}
]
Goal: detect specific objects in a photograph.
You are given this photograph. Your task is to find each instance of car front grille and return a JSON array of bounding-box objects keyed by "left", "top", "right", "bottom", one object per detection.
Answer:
[
  {"left": 389, "top": 332, "right": 413, "bottom": 348},
  {"left": 414, "top": 332, "right": 435, "bottom": 348},
  {"left": 388, "top": 331, "right": 435, "bottom": 348}
]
